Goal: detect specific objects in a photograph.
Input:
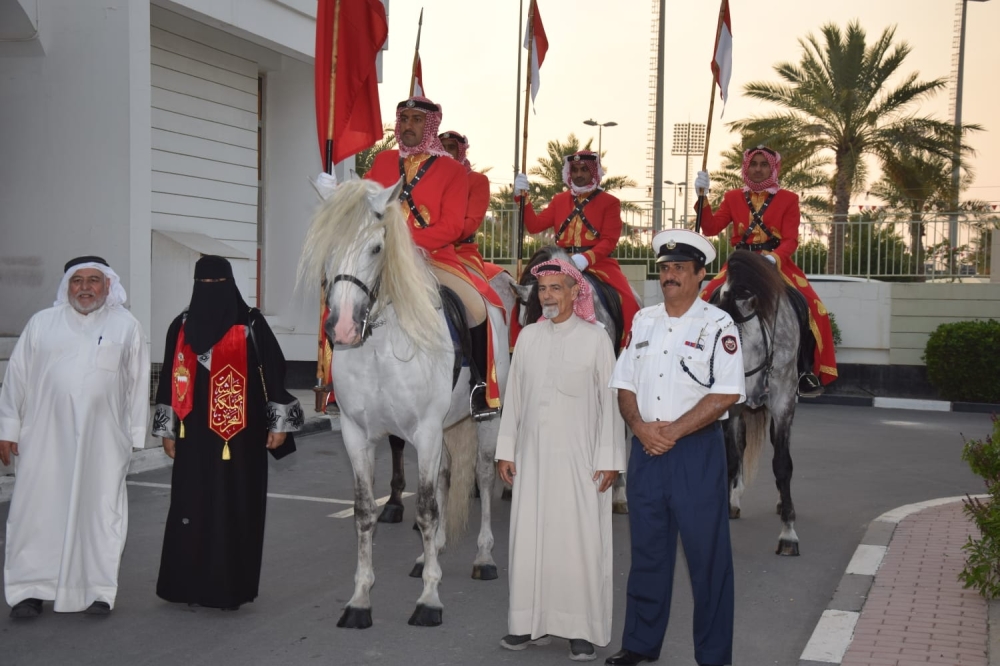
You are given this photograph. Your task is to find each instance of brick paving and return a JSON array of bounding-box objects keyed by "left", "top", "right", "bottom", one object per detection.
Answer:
[{"left": 841, "top": 501, "right": 988, "bottom": 666}]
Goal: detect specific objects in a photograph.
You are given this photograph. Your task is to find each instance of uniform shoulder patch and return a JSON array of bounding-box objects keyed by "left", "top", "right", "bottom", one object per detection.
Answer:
[{"left": 722, "top": 335, "right": 738, "bottom": 355}]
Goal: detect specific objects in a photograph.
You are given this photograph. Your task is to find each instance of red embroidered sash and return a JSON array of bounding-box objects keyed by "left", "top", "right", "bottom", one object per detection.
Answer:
[{"left": 171, "top": 325, "right": 248, "bottom": 458}]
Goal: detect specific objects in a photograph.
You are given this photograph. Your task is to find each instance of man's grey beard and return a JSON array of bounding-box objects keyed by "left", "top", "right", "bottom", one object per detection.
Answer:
[
  {"left": 541, "top": 304, "right": 560, "bottom": 319},
  {"left": 70, "top": 293, "right": 107, "bottom": 315}
]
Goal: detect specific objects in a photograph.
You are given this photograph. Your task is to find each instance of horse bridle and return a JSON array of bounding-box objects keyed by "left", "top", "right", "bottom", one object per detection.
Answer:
[
  {"left": 730, "top": 305, "right": 777, "bottom": 383},
  {"left": 330, "top": 273, "right": 384, "bottom": 348}
]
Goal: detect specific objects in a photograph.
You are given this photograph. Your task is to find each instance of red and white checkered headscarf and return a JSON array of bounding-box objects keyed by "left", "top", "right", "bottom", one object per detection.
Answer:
[
  {"left": 395, "top": 96, "right": 450, "bottom": 158},
  {"left": 562, "top": 151, "right": 604, "bottom": 196},
  {"left": 530, "top": 259, "right": 597, "bottom": 323},
  {"left": 438, "top": 130, "right": 471, "bottom": 172},
  {"left": 741, "top": 146, "right": 782, "bottom": 193}
]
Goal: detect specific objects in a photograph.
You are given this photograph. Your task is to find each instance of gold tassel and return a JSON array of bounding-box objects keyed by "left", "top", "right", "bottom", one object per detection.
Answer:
[
  {"left": 222, "top": 441, "right": 231, "bottom": 461},
  {"left": 179, "top": 420, "right": 185, "bottom": 438}
]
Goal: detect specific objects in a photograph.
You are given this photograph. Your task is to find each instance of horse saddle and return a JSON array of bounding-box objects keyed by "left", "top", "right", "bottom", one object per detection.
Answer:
[
  {"left": 439, "top": 286, "right": 470, "bottom": 390},
  {"left": 584, "top": 273, "right": 625, "bottom": 355}
]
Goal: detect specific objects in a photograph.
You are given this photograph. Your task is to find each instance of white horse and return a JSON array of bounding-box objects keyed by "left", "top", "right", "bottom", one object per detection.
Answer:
[{"left": 298, "top": 178, "right": 508, "bottom": 628}]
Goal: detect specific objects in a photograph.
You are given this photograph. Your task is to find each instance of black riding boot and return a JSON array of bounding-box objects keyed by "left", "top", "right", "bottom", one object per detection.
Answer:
[
  {"left": 469, "top": 322, "right": 500, "bottom": 420},
  {"left": 787, "top": 286, "right": 822, "bottom": 398},
  {"left": 797, "top": 318, "right": 823, "bottom": 398}
]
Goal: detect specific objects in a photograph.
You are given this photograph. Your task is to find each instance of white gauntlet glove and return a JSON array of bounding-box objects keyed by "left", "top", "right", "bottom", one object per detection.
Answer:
[
  {"left": 513, "top": 173, "right": 530, "bottom": 197},
  {"left": 314, "top": 171, "right": 339, "bottom": 200},
  {"left": 694, "top": 170, "right": 711, "bottom": 194},
  {"left": 764, "top": 254, "right": 777, "bottom": 265},
  {"left": 571, "top": 254, "right": 589, "bottom": 271}
]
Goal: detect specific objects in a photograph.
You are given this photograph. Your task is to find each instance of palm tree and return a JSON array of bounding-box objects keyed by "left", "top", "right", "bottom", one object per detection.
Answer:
[
  {"left": 353, "top": 125, "right": 396, "bottom": 178},
  {"left": 730, "top": 21, "right": 977, "bottom": 273}
]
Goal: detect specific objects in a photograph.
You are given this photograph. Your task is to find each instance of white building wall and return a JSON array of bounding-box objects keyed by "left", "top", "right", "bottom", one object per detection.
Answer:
[{"left": 0, "top": 0, "right": 151, "bottom": 337}]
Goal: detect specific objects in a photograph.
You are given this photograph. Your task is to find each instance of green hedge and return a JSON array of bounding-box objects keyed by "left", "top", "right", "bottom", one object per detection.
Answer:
[{"left": 923, "top": 320, "right": 1000, "bottom": 403}]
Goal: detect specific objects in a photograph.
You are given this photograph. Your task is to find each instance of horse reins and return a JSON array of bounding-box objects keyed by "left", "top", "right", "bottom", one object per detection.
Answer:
[
  {"left": 729, "top": 306, "right": 776, "bottom": 381},
  {"left": 330, "top": 273, "right": 384, "bottom": 347}
]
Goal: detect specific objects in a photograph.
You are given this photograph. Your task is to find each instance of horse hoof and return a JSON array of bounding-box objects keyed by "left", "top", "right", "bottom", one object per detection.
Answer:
[
  {"left": 409, "top": 562, "right": 424, "bottom": 578},
  {"left": 501, "top": 487, "right": 512, "bottom": 501},
  {"left": 377, "top": 503, "right": 404, "bottom": 524},
  {"left": 729, "top": 506, "right": 741, "bottom": 520},
  {"left": 472, "top": 564, "right": 498, "bottom": 580},
  {"left": 776, "top": 539, "right": 800, "bottom": 556},
  {"left": 612, "top": 501, "right": 629, "bottom": 515},
  {"left": 407, "top": 604, "right": 443, "bottom": 627},
  {"left": 336, "top": 606, "right": 373, "bottom": 629}
]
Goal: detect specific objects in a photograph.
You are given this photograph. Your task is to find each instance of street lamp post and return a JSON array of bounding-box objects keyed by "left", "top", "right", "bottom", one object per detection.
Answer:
[
  {"left": 583, "top": 119, "right": 618, "bottom": 156},
  {"left": 664, "top": 180, "right": 686, "bottom": 227}
]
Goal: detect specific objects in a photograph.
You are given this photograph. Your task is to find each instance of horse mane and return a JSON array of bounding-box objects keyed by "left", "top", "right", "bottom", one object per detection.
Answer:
[
  {"left": 718, "top": 250, "right": 786, "bottom": 324},
  {"left": 297, "top": 180, "right": 443, "bottom": 350}
]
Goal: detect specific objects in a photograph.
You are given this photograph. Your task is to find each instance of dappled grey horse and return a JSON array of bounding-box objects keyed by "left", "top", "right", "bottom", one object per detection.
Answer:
[
  {"left": 715, "top": 250, "right": 801, "bottom": 556},
  {"left": 298, "top": 178, "right": 509, "bottom": 628}
]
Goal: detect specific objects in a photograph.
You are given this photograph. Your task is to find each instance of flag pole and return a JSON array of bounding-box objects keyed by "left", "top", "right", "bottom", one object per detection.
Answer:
[
  {"left": 409, "top": 8, "right": 424, "bottom": 97},
  {"left": 516, "top": 0, "right": 536, "bottom": 279},
  {"left": 694, "top": 0, "right": 726, "bottom": 233},
  {"left": 513, "top": 0, "right": 524, "bottom": 270},
  {"left": 317, "top": 0, "right": 341, "bottom": 406}
]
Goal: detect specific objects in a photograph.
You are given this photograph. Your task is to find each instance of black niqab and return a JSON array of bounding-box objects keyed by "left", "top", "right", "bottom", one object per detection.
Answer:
[{"left": 184, "top": 255, "right": 249, "bottom": 354}]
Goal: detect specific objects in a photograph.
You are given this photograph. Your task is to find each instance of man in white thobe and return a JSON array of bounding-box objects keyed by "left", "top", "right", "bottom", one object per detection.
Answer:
[
  {"left": 0, "top": 256, "right": 149, "bottom": 618},
  {"left": 497, "top": 259, "right": 626, "bottom": 662}
]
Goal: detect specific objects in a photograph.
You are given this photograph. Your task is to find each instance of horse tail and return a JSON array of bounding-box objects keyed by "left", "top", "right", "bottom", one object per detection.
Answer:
[
  {"left": 443, "top": 416, "right": 478, "bottom": 545},
  {"left": 742, "top": 408, "right": 769, "bottom": 486}
]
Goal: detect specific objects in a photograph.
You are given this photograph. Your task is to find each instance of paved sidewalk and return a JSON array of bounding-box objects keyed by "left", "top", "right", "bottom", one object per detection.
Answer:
[{"left": 802, "top": 499, "right": 991, "bottom": 666}]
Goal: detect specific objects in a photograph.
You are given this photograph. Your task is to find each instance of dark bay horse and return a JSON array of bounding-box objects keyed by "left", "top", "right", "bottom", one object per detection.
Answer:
[{"left": 715, "top": 250, "right": 801, "bottom": 556}]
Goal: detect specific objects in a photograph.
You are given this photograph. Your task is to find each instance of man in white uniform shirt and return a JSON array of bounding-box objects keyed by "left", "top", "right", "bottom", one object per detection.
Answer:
[
  {"left": 605, "top": 231, "right": 745, "bottom": 666},
  {"left": 0, "top": 256, "right": 149, "bottom": 618}
]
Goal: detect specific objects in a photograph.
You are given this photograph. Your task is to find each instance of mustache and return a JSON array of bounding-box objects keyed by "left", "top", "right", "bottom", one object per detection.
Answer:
[{"left": 661, "top": 280, "right": 681, "bottom": 287}]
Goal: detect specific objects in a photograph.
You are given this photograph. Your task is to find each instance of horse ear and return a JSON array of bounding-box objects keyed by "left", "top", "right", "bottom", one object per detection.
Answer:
[
  {"left": 369, "top": 178, "right": 403, "bottom": 216},
  {"left": 512, "top": 282, "right": 534, "bottom": 304}
]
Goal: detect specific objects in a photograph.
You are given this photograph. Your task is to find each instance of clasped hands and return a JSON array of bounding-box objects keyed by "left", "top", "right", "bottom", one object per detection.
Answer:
[{"left": 633, "top": 420, "right": 680, "bottom": 456}]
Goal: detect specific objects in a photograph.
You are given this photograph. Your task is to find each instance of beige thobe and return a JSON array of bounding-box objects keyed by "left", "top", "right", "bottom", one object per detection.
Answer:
[{"left": 496, "top": 314, "right": 626, "bottom": 645}]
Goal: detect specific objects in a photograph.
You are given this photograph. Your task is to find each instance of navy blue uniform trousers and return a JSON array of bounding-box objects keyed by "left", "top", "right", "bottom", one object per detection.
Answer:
[{"left": 621, "top": 424, "right": 734, "bottom": 666}]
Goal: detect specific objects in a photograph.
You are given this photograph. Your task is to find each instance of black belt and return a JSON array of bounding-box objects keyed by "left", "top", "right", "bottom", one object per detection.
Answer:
[
  {"left": 735, "top": 238, "right": 781, "bottom": 252},
  {"left": 460, "top": 234, "right": 477, "bottom": 244},
  {"left": 562, "top": 245, "right": 596, "bottom": 254}
]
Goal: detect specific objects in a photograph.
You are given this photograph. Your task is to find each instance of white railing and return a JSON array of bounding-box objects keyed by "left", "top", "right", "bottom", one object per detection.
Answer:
[{"left": 479, "top": 202, "right": 999, "bottom": 280}]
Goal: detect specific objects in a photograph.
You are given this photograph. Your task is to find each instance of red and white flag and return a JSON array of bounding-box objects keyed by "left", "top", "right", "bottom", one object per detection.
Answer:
[
  {"left": 523, "top": 0, "right": 548, "bottom": 105},
  {"left": 412, "top": 52, "right": 425, "bottom": 97},
  {"left": 314, "top": 0, "right": 388, "bottom": 167},
  {"left": 711, "top": 0, "right": 733, "bottom": 116}
]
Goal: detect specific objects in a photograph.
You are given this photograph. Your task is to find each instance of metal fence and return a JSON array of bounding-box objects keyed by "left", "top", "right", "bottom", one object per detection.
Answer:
[{"left": 479, "top": 202, "right": 999, "bottom": 280}]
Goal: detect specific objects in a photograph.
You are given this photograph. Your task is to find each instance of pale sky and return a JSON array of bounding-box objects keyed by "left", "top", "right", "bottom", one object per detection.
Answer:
[{"left": 376, "top": 0, "right": 1000, "bottom": 213}]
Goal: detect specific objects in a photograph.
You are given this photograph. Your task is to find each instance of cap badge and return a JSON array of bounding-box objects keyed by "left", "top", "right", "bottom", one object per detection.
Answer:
[
  {"left": 665, "top": 240, "right": 677, "bottom": 249},
  {"left": 406, "top": 100, "right": 415, "bottom": 108}
]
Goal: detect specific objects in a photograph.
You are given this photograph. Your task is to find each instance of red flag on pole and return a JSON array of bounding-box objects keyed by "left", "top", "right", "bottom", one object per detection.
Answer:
[
  {"left": 315, "top": 0, "right": 388, "bottom": 168},
  {"left": 413, "top": 54, "right": 425, "bottom": 97},
  {"left": 523, "top": 0, "right": 548, "bottom": 105},
  {"left": 711, "top": 0, "right": 733, "bottom": 116}
]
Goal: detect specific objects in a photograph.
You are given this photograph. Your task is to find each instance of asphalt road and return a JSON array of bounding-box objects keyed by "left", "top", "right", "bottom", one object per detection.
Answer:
[{"left": 0, "top": 404, "right": 991, "bottom": 666}]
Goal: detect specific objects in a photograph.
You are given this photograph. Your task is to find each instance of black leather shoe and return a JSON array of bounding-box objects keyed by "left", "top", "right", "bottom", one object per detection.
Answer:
[
  {"left": 605, "top": 649, "right": 656, "bottom": 665},
  {"left": 797, "top": 372, "right": 823, "bottom": 398},
  {"left": 9, "top": 598, "right": 43, "bottom": 619},
  {"left": 84, "top": 601, "right": 111, "bottom": 616}
]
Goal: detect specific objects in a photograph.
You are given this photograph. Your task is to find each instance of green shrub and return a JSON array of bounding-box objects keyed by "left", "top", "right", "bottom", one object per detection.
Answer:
[
  {"left": 923, "top": 320, "right": 1000, "bottom": 403},
  {"left": 960, "top": 415, "right": 1000, "bottom": 599},
  {"left": 829, "top": 311, "right": 842, "bottom": 347}
]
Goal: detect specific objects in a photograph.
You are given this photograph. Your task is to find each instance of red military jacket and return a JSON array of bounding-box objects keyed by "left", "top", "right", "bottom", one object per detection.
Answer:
[
  {"left": 522, "top": 189, "right": 623, "bottom": 268},
  {"left": 700, "top": 188, "right": 800, "bottom": 264},
  {"left": 365, "top": 150, "right": 469, "bottom": 254},
  {"left": 461, "top": 171, "right": 491, "bottom": 240}
]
